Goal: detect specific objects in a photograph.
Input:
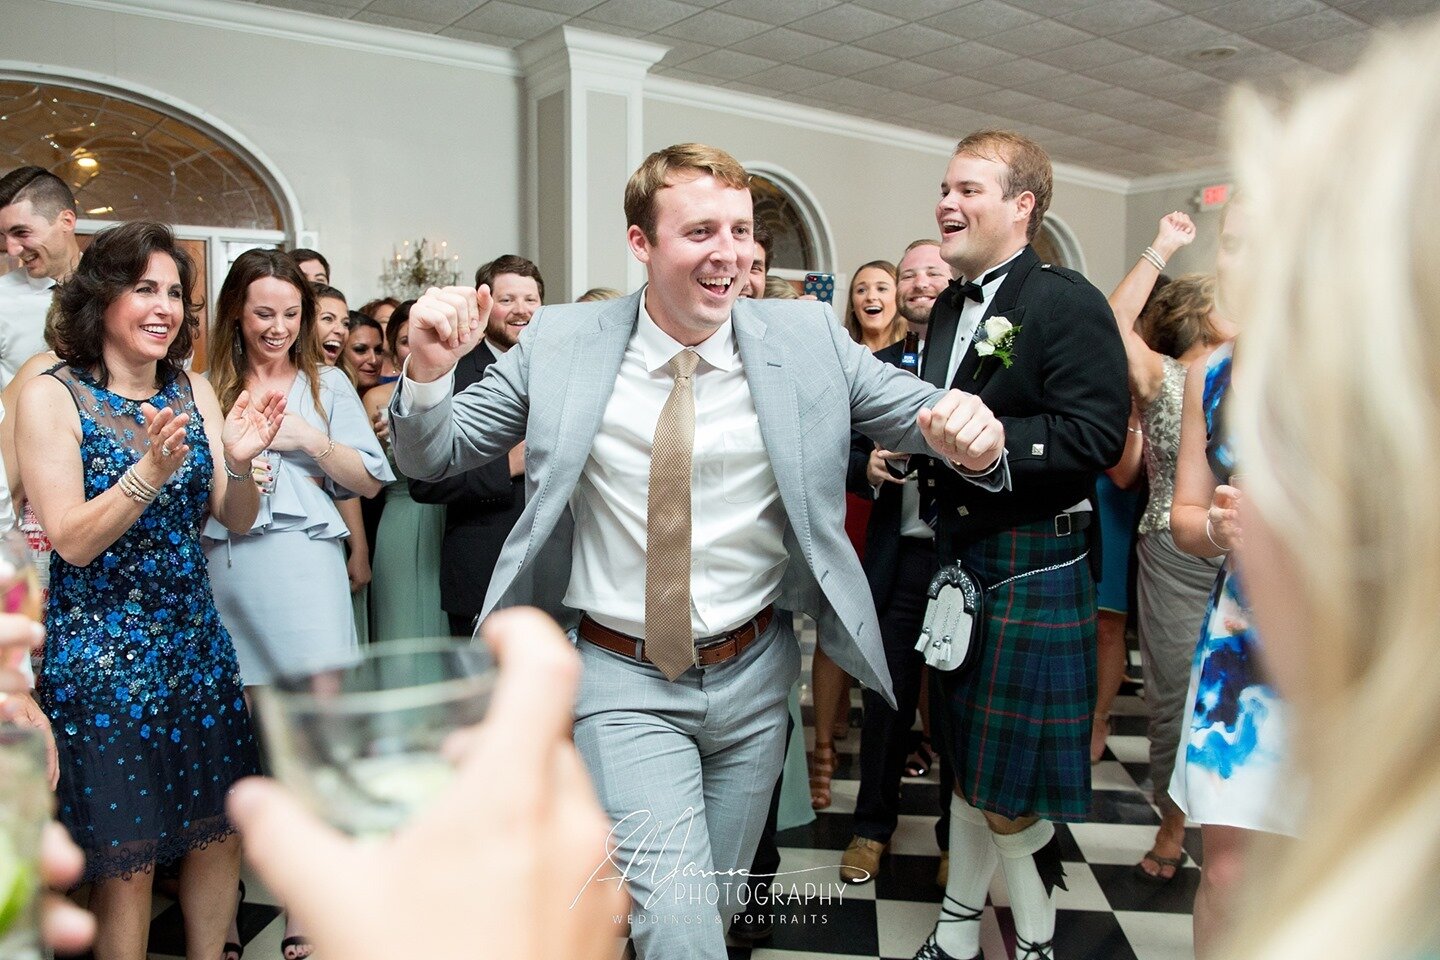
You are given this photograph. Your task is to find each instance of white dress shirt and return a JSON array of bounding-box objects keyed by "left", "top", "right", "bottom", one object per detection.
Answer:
[
  {"left": 0, "top": 270, "right": 56, "bottom": 389},
  {"left": 943, "top": 248, "right": 1024, "bottom": 389},
  {"left": 400, "top": 298, "right": 788, "bottom": 640}
]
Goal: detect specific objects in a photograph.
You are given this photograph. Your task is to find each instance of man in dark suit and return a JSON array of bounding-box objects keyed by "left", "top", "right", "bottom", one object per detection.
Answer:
[
  {"left": 409, "top": 254, "right": 542, "bottom": 636},
  {"left": 839, "top": 238, "right": 953, "bottom": 886},
  {"left": 912, "top": 131, "right": 1128, "bottom": 960}
]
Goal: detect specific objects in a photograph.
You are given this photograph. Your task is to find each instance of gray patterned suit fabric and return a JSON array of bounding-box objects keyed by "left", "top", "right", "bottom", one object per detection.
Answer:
[{"left": 391, "top": 289, "right": 953, "bottom": 708}]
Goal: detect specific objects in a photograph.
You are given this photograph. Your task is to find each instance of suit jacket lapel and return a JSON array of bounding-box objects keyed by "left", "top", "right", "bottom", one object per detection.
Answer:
[
  {"left": 922, "top": 296, "right": 958, "bottom": 390},
  {"left": 733, "top": 301, "right": 808, "bottom": 552},
  {"left": 554, "top": 293, "right": 635, "bottom": 470},
  {"left": 952, "top": 246, "right": 1039, "bottom": 388}
]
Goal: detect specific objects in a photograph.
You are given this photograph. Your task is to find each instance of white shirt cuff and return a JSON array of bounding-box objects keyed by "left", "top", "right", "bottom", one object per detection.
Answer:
[{"left": 396, "top": 358, "right": 455, "bottom": 415}]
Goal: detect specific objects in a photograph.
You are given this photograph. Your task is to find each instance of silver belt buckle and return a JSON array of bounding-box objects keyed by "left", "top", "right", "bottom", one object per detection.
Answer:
[{"left": 1053, "top": 512, "right": 1073, "bottom": 537}]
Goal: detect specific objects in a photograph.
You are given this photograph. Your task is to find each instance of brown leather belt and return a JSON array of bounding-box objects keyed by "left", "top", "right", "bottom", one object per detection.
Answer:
[{"left": 579, "top": 604, "right": 775, "bottom": 669}]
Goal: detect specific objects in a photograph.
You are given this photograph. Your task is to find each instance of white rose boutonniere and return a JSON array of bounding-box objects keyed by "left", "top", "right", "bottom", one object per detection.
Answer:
[{"left": 973, "top": 315, "right": 1021, "bottom": 377}]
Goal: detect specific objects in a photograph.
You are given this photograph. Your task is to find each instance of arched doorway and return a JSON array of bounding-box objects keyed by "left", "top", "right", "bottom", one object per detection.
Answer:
[{"left": 0, "top": 69, "right": 302, "bottom": 369}]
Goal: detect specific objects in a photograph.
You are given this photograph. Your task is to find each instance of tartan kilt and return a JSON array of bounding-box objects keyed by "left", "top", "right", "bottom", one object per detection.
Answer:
[{"left": 937, "top": 519, "right": 1097, "bottom": 822}]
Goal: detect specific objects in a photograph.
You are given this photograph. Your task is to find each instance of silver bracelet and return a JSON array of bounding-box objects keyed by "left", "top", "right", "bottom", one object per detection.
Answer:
[
  {"left": 1141, "top": 246, "right": 1167, "bottom": 271},
  {"left": 1205, "top": 516, "right": 1229, "bottom": 554},
  {"left": 313, "top": 439, "right": 336, "bottom": 462},
  {"left": 222, "top": 458, "right": 250, "bottom": 481}
]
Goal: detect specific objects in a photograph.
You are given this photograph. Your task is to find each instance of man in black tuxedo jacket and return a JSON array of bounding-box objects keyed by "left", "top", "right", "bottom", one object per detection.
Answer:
[
  {"left": 409, "top": 255, "right": 542, "bottom": 635},
  {"left": 912, "top": 132, "right": 1128, "bottom": 960}
]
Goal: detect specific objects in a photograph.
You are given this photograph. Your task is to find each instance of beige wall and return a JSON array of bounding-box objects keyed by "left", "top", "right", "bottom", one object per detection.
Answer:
[
  {"left": 1, "top": 0, "right": 525, "bottom": 302},
  {"left": 643, "top": 98, "right": 1131, "bottom": 294},
  {"left": 1127, "top": 181, "right": 1230, "bottom": 279}
]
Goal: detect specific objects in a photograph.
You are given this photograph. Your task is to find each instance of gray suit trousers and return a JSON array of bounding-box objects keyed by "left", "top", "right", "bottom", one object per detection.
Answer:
[{"left": 574, "top": 613, "right": 799, "bottom": 959}]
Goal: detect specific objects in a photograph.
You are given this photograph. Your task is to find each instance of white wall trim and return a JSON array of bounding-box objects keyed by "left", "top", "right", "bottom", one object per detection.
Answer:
[
  {"left": 1, "top": 62, "right": 307, "bottom": 239},
  {"left": 742, "top": 161, "right": 837, "bottom": 275},
  {"left": 38, "top": 0, "right": 519, "bottom": 76},
  {"left": 648, "top": 76, "right": 1133, "bottom": 195},
  {"left": 1125, "top": 165, "right": 1231, "bottom": 195}
]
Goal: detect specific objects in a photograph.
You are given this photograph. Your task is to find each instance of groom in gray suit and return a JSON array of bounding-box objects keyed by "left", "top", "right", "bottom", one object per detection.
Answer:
[{"left": 391, "top": 143, "right": 1005, "bottom": 959}]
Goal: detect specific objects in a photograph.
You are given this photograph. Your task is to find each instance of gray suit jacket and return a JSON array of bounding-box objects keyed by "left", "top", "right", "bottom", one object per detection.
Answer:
[{"left": 391, "top": 289, "right": 950, "bottom": 706}]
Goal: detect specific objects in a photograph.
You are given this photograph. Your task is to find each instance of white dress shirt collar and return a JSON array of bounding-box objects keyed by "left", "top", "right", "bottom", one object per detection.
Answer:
[{"left": 637, "top": 293, "right": 738, "bottom": 374}]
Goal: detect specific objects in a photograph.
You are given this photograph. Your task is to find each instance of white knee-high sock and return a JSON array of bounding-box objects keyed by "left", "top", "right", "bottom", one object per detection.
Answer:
[
  {"left": 993, "top": 819, "right": 1064, "bottom": 960},
  {"left": 934, "top": 793, "right": 997, "bottom": 959}
]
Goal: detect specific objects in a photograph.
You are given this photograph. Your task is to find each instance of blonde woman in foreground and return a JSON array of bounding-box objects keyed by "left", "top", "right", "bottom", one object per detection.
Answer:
[{"left": 1221, "top": 13, "right": 1440, "bottom": 960}]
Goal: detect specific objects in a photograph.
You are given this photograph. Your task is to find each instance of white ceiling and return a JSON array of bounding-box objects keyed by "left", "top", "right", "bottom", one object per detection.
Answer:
[{"left": 232, "top": 0, "right": 1439, "bottom": 177}]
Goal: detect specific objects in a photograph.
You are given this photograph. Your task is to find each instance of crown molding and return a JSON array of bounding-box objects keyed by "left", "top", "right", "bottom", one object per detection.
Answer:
[
  {"left": 39, "top": 0, "right": 519, "bottom": 76},
  {"left": 1125, "top": 165, "right": 1231, "bottom": 195}
]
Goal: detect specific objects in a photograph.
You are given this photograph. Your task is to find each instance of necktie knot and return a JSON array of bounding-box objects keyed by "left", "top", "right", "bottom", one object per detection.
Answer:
[{"left": 672, "top": 349, "right": 699, "bottom": 380}]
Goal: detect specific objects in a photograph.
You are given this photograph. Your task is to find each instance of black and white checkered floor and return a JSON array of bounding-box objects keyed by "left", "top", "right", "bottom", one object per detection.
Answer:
[{"left": 127, "top": 621, "right": 1196, "bottom": 960}]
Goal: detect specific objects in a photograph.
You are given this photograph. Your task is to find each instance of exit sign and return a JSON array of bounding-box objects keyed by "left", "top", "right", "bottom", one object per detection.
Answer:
[{"left": 1195, "top": 183, "right": 1231, "bottom": 211}]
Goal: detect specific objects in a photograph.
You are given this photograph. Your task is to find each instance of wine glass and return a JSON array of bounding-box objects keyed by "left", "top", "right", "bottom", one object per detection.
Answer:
[{"left": 253, "top": 637, "right": 495, "bottom": 837}]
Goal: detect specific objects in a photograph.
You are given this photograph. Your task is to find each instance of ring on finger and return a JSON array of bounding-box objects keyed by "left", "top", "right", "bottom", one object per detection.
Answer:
[{"left": 161, "top": 444, "right": 173, "bottom": 457}]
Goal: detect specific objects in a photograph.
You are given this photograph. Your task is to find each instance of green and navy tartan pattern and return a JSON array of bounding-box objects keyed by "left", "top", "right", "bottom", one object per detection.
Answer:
[{"left": 939, "top": 518, "right": 1098, "bottom": 822}]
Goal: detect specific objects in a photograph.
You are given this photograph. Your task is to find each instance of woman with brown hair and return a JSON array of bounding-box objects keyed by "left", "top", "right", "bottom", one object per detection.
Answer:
[
  {"left": 201, "top": 248, "right": 389, "bottom": 688},
  {"left": 18, "top": 220, "right": 283, "bottom": 960}
]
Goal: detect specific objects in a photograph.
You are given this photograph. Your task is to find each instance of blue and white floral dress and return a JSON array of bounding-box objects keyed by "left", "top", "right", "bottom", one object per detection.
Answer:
[
  {"left": 38, "top": 365, "right": 260, "bottom": 880},
  {"left": 1168, "top": 342, "right": 1299, "bottom": 835}
]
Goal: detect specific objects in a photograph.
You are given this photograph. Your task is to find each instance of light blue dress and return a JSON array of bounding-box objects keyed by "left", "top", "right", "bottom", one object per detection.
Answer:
[{"left": 203, "top": 365, "right": 392, "bottom": 685}]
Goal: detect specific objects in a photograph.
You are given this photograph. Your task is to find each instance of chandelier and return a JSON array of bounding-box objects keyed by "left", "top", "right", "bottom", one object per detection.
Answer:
[{"left": 379, "top": 238, "right": 461, "bottom": 299}]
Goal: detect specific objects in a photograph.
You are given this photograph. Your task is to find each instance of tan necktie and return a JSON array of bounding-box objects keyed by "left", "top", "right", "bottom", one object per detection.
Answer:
[{"left": 645, "top": 349, "right": 700, "bottom": 681}]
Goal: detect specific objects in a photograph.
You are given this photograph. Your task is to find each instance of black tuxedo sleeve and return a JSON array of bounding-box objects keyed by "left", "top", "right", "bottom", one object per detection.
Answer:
[
  {"left": 847, "top": 428, "right": 875, "bottom": 496},
  {"left": 408, "top": 460, "right": 516, "bottom": 506},
  {"left": 998, "top": 282, "right": 1128, "bottom": 485}
]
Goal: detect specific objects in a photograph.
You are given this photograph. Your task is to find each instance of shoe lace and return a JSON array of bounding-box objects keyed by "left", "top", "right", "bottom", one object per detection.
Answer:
[
  {"left": 938, "top": 893, "right": 983, "bottom": 924},
  {"left": 1017, "top": 936, "right": 1055, "bottom": 960}
]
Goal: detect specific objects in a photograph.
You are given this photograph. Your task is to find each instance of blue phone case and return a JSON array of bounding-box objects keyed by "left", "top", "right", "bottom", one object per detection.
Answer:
[{"left": 804, "top": 273, "right": 835, "bottom": 303}]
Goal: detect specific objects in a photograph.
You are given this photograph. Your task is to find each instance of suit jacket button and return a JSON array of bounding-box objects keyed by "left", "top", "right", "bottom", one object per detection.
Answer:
[
  {"left": 926, "top": 478, "right": 936, "bottom": 488},
  {"left": 1031, "top": 443, "right": 1045, "bottom": 456},
  {"left": 957, "top": 506, "right": 969, "bottom": 517}
]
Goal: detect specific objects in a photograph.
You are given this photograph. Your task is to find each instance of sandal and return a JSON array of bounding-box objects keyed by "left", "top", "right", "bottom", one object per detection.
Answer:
[
  {"left": 809, "top": 742, "right": 836, "bottom": 810},
  {"left": 281, "top": 936, "right": 313, "bottom": 960},
  {"left": 1132, "top": 848, "right": 1186, "bottom": 884},
  {"left": 223, "top": 880, "right": 247, "bottom": 960},
  {"left": 904, "top": 737, "right": 934, "bottom": 778}
]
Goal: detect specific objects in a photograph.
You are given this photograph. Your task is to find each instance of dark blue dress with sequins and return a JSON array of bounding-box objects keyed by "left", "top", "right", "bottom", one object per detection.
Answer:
[{"left": 37, "top": 365, "right": 260, "bottom": 881}]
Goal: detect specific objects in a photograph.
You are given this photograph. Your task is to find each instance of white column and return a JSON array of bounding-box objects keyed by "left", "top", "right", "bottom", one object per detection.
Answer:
[{"left": 518, "top": 26, "right": 667, "bottom": 301}]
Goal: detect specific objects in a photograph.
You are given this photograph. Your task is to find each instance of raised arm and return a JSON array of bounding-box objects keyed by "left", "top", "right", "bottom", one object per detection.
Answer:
[{"left": 1110, "top": 212, "right": 1196, "bottom": 402}]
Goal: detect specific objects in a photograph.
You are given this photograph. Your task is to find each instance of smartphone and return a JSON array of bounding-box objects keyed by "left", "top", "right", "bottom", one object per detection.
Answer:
[{"left": 803, "top": 272, "right": 836, "bottom": 303}]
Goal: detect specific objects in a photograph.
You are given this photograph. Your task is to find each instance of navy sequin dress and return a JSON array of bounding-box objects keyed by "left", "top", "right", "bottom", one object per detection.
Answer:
[{"left": 37, "top": 365, "right": 260, "bottom": 881}]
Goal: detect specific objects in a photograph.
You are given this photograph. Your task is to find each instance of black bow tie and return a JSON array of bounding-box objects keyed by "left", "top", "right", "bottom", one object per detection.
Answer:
[{"left": 955, "top": 262, "right": 1015, "bottom": 304}]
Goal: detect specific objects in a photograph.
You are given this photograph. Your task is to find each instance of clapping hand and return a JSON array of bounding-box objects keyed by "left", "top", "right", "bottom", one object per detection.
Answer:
[
  {"left": 918, "top": 390, "right": 1005, "bottom": 473},
  {"left": 139, "top": 402, "right": 192, "bottom": 481},
  {"left": 222, "top": 390, "right": 286, "bottom": 467},
  {"left": 405, "top": 285, "right": 495, "bottom": 383}
]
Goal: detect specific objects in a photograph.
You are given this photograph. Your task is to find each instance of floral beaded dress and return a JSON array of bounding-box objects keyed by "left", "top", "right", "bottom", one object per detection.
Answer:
[{"left": 37, "top": 365, "right": 260, "bottom": 881}]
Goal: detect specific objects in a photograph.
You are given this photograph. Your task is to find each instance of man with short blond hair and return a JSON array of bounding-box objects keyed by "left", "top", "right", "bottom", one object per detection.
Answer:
[{"left": 392, "top": 142, "right": 1007, "bottom": 959}]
